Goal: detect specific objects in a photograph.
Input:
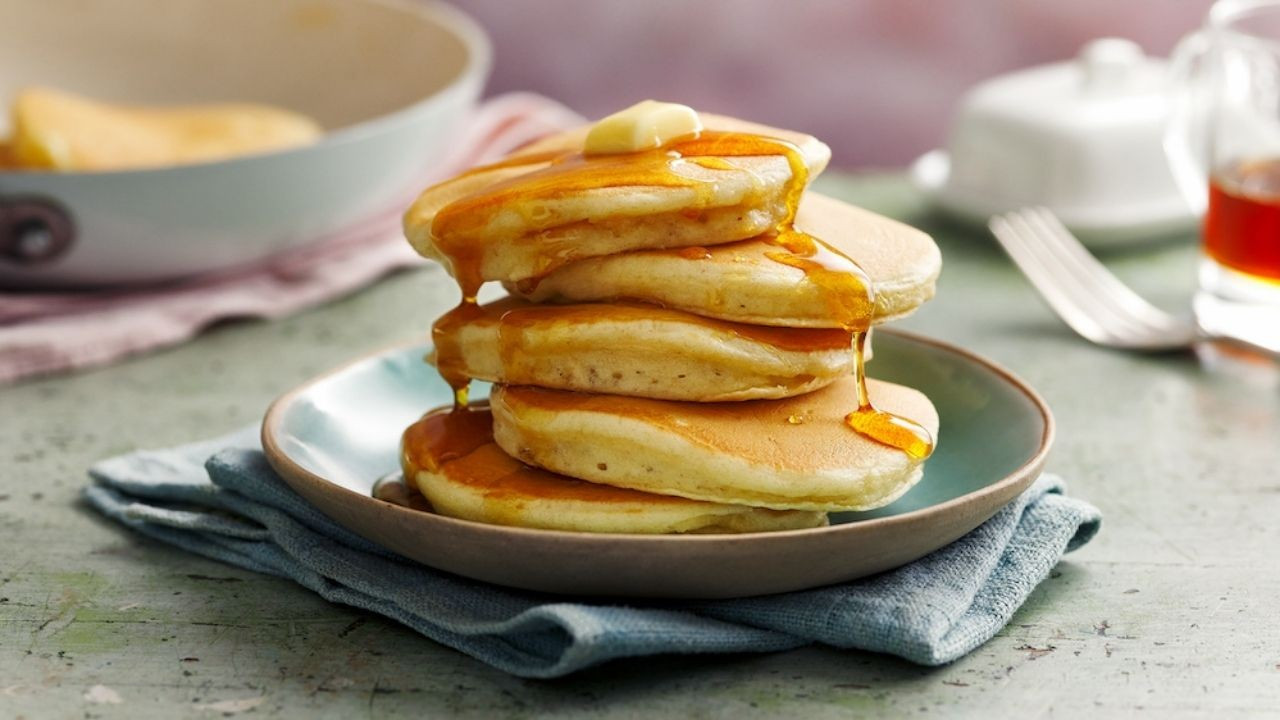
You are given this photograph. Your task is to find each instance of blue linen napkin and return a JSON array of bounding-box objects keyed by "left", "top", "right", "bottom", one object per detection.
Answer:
[{"left": 83, "top": 427, "right": 1101, "bottom": 679}]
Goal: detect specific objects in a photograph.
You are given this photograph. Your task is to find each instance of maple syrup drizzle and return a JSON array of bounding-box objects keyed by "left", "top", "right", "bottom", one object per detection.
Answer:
[
  {"left": 702, "top": 133, "right": 933, "bottom": 459},
  {"left": 432, "top": 300, "right": 484, "bottom": 408},
  {"left": 401, "top": 402, "right": 494, "bottom": 479},
  {"left": 391, "top": 400, "right": 491, "bottom": 505},
  {"left": 432, "top": 147, "right": 711, "bottom": 252},
  {"left": 845, "top": 332, "right": 933, "bottom": 459},
  {"left": 420, "top": 127, "right": 931, "bottom": 460},
  {"left": 400, "top": 403, "right": 688, "bottom": 506}
]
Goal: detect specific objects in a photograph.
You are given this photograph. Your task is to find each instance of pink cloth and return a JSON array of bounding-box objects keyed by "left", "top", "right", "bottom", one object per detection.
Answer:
[{"left": 0, "top": 93, "right": 585, "bottom": 385}]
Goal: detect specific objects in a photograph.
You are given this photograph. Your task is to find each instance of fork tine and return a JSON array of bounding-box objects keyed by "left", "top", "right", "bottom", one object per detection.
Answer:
[
  {"left": 1027, "top": 208, "right": 1185, "bottom": 330},
  {"left": 996, "top": 211, "right": 1168, "bottom": 343},
  {"left": 1014, "top": 209, "right": 1174, "bottom": 339},
  {"left": 989, "top": 214, "right": 1125, "bottom": 345},
  {"left": 991, "top": 208, "right": 1197, "bottom": 350}
]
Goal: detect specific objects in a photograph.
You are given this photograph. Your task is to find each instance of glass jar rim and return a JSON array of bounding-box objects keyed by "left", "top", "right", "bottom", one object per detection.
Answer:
[{"left": 1212, "top": 0, "right": 1280, "bottom": 34}]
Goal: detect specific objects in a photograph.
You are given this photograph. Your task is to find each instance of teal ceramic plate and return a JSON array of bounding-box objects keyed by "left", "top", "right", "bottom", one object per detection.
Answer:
[{"left": 263, "top": 329, "right": 1053, "bottom": 598}]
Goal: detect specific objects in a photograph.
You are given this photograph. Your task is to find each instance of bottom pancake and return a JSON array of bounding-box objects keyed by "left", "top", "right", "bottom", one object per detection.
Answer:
[
  {"left": 490, "top": 375, "right": 938, "bottom": 512},
  {"left": 401, "top": 405, "right": 826, "bottom": 534}
]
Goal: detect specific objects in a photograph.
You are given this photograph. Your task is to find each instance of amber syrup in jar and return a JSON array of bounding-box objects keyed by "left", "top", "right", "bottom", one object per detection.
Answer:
[{"left": 1204, "top": 157, "right": 1280, "bottom": 286}]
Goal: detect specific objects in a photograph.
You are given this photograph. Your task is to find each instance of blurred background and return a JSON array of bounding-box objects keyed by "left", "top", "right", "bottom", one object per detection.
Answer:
[{"left": 454, "top": 0, "right": 1213, "bottom": 168}]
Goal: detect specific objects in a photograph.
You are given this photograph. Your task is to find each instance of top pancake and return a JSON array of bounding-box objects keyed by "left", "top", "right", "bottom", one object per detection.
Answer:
[
  {"left": 512, "top": 192, "right": 942, "bottom": 327},
  {"left": 403, "top": 113, "right": 831, "bottom": 289}
]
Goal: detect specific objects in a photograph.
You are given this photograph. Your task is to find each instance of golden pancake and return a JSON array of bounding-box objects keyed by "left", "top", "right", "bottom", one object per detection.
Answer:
[
  {"left": 511, "top": 192, "right": 942, "bottom": 327},
  {"left": 402, "top": 404, "right": 826, "bottom": 533},
  {"left": 490, "top": 375, "right": 938, "bottom": 512},
  {"left": 7, "top": 87, "right": 322, "bottom": 171},
  {"left": 433, "top": 296, "right": 856, "bottom": 402},
  {"left": 403, "top": 113, "right": 831, "bottom": 291}
]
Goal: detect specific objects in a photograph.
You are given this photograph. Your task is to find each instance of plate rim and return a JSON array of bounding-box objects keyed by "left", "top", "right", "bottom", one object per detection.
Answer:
[{"left": 260, "top": 328, "right": 1055, "bottom": 547}]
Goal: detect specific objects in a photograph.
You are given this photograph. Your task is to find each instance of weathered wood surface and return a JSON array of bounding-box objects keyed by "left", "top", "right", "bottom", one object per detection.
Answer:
[{"left": 2, "top": 175, "right": 1278, "bottom": 718}]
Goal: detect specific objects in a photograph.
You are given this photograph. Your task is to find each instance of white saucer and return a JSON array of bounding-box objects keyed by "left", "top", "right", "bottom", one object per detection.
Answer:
[{"left": 910, "top": 149, "right": 1198, "bottom": 248}]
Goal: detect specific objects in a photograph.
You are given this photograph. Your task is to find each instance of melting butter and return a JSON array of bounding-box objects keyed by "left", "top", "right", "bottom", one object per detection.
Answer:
[{"left": 584, "top": 100, "right": 702, "bottom": 155}]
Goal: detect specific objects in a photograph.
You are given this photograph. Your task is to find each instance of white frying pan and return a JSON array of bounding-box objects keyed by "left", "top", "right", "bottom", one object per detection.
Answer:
[{"left": 0, "top": 0, "right": 490, "bottom": 287}]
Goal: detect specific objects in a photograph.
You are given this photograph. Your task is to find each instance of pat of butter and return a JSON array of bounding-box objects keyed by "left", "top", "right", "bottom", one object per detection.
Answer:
[{"left": 584, "top": 100, "right": 703, "bottom": 155}]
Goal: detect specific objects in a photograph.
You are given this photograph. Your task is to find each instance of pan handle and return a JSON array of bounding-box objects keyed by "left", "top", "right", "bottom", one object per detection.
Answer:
[{"left": 0, "top": 195, "right": 76, "bottom": 265}]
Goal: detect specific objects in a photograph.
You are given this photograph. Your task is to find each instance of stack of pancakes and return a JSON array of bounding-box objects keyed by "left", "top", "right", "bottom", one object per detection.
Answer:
[{"left": 399, "top": 109, "right": 942, "bottom": 534}]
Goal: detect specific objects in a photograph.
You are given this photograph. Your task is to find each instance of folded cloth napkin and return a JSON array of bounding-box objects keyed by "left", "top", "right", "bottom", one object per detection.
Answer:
[
  {"left": 84, "top": 427, "right": 1101, "bottom": 679},
  {"left": 0, "top": 93, "right": 586, "bottom": 385}
]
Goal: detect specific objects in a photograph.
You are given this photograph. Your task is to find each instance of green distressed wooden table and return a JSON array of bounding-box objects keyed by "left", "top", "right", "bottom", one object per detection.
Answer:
[{"left": 3, "top": 173, "right": 1278, "bottom": 718}]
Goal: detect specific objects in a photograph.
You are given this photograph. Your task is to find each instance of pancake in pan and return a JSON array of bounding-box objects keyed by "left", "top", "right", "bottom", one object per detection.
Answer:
[
  {"left": 511, "top": 192, "right": 942, "bottom": 327},
  {"left": 402, "top": 404, "right": 827, "bottom": 534},
  {"left": 7, "top": 87, "right": 322, "bottom": 171},
  {"left": 489, "top": 375, "right": 939, "bottom": 512},
  {"left": 433, "top": 296, "right": 856, "bottom": 402},
  {"left": 403, "top": 113, "right": 831, "bottom": 292}
]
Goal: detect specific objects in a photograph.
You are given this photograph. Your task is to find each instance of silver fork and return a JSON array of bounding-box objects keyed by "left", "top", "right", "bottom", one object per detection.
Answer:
[{"left": 988, "top": 207, "right": 1200, "bottom": 351}]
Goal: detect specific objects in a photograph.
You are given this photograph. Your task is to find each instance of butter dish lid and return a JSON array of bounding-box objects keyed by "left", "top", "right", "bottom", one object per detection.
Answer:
[
  {"left": 966, "top": 38, "right": 1169, "bottom": 130},
  {"left": 913, "top": 38, "right": 1197, "bottom": 247}
]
